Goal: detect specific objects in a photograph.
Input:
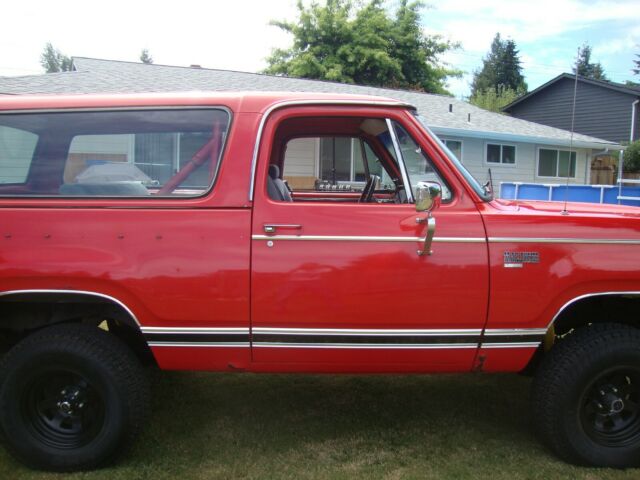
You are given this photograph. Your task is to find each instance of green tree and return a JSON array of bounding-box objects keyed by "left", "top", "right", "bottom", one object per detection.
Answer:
[
  {"left": 469, "top": 85, "right": 522, "bottom": 113},
  {"left": 264, "top": 0, "right": 460, "bottom": 94},
  {"left": 573, "top": 43, "right": 607, "bottom": 80},
  {"left": 470, "top": 33, "right": 527, "bottom": 97},
  {"left": 140, "top": 49, "right": 153, "bottom": 64},
  {"left": 633, "top": 53, "right": 639, "bottom": 75},
  {"left": 40, "top": 42, "right": 73, "bottom": 73},
  {"left": 623, "top": 141, "right": 640, "bottom": 173}
]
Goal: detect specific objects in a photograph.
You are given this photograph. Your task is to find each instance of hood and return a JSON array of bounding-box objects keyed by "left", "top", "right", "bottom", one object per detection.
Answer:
[{"left": 492, "top": 198, "right": 640, "bottom": 219}]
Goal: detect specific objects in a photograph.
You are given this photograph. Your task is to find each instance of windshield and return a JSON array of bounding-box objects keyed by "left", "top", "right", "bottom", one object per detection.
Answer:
[{"left": 414, "top": 114, "right": 492, "bottom": 201}]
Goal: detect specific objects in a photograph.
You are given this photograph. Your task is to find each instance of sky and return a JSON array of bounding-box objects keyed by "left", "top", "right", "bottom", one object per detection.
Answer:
[{"left": 0, "top": 0, "right": 638, "bottom": 98}]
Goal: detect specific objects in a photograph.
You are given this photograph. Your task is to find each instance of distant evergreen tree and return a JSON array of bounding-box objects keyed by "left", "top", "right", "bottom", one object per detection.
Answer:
[
  {"left": 573, "top": 44, "right": 607, "bottom": 80},
  {"left": 40, "top": 43, "right": 73, "bottom": 73},
  {"left": 470, "top": 33, "right": 527, "bottom": 97},
  {"left": 633, "top": 53, "right": 639, "bottom": 76},
  {"left": 470, "top": 33, "right": 527, "bottom": 111},
  {"left": 469, "top": 85, "right": 522, "bottom": 113},
  {"left": 140, "top": 49, "right": 154, "bottom": 64}
]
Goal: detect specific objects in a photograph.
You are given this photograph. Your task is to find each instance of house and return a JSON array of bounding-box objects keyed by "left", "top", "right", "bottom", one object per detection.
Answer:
[
  {"left": 503, "top": 73, "right": 640, "bottom": 145},
  {"left": 0, "top": 58, "right": 622, "bottom": 190}
]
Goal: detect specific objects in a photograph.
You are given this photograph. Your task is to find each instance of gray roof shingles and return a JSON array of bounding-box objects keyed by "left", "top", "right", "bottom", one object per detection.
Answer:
[{"left": 0, "top": 57, "right": 618, "bottom": 148}]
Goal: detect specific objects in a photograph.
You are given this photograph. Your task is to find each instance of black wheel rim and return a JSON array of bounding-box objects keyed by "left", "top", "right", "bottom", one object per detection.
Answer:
[
  {"left": 580, "top": 367, "right": 640, "bottom": 448},
  {"left": 21, "top": 369, "right": 105, "bottom": 450}
]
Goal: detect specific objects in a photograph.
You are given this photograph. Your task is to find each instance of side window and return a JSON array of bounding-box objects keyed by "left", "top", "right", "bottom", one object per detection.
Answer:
[
  {"left": 0, "top": 125, "right": 38, "bottom": 184},
  {"left": 0, "top": 109, "right": 229, "bottom": 197},
  {"left": 388, "top": 122, "right": 452, "bottom": 201},
  {"left": 281, "top": 135, "right": 396, "bottom": 193}
]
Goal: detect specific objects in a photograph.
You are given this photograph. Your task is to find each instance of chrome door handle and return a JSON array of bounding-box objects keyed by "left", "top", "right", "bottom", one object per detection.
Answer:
[
  {"left": 263, "top": 224, "right": 302, "bottom": 234},
  {"left": 417, "top": 214, "right": 436, "bottom": 256}
]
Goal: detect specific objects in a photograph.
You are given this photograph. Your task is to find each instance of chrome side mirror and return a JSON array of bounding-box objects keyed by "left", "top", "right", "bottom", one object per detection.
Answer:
[
  {"left": 415, "top": 181, "right": 441, "bottom": 256},
  {"left": 415, "top": 181, "right": 442, "bottom": 213}
]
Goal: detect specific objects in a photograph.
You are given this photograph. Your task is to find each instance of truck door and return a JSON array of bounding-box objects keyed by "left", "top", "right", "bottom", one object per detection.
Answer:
[{"left": 250, "top": 106, "right": 488, "bottom": 371}]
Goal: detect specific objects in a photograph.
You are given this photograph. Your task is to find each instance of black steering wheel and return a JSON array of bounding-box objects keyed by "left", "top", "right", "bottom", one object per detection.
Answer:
[{"left": 359, "top": 175, "right": 380, "bottom": 203}]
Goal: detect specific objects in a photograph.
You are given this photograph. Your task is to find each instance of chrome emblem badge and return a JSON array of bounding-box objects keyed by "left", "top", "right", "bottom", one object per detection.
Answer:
[{"left": 504, "top": 251, "right": 540, "bottom": 268}]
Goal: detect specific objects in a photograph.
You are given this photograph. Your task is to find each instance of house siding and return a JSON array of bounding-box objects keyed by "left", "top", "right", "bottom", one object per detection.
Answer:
[
  {"left": 452, "top": 136, "right": 590, "bottom": 186},
  {"left": 506, "top": 77, "right": 640, "bottom": 144}
]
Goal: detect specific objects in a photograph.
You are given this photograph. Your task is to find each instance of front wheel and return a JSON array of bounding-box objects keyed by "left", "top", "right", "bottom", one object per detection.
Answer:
[
  {"left": 532, "top": 323, "right": 640, "bottom": 468},
  {"left": 0, "top": 324, "right": 149, "bottom": 471}
]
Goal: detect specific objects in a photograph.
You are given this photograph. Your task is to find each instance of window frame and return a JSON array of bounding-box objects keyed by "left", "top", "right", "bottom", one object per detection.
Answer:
[
  {"left": 536, "top": 146, "right": 578, "bottom": 179},
  {"left": 0, "top": 106, "right": 232, "bottom": 200},
  {"left": 484, "top": 142, "right": 517, "bottom": 167}
]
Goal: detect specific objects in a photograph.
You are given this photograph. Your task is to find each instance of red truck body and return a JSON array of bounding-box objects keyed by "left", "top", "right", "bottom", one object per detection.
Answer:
[
  {"left": 1, "top": 92, "right": 639, "bottom": 470},
  {"left": 1, "top": 92, "right": 639, "bottom": 373}
]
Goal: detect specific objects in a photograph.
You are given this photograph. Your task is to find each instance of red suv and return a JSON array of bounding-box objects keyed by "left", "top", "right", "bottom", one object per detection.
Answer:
[{"left": 0, "top": 92, "right": 639, "bottom": 470}]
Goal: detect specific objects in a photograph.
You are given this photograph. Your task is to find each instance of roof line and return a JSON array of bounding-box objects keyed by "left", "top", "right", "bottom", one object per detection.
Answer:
[
  {"left": 71, "top": 56, "right": 455, "bottom": 99},
  {"left": 503, "top": 73, "right": 640, "bottom": 111}
]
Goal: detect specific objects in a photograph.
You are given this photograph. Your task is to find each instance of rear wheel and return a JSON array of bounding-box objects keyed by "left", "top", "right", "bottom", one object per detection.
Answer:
[
  {"left": 0, "top": 324, "right": 149, "bottom": 471},
  {"left": 532, "top": 323, "right": 640, "bottom": 468}
]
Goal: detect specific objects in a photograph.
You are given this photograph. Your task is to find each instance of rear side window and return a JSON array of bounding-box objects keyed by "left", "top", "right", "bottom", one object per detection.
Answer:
[
  {"left": 0, "top": 125, "right": 38, "bottom": 184},
  {"left": 0, "top": 109, "right": 229, "bottom": 197}
]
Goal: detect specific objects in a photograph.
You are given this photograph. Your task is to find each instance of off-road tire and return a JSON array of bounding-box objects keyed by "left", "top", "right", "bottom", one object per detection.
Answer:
[
  {"left": 0, "top": 323, "right": 149, "bottom": 471},
  {"left": 532, "top": 323, "right": 640, "bottom": 468}
]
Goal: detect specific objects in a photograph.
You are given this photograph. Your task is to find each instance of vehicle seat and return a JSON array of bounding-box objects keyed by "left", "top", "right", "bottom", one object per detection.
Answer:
[{"left": 267, "top": 164, "right": 292, "bottom": 202}]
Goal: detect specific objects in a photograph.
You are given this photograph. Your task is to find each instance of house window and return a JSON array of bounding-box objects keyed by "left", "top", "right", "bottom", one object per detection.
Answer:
[
  {"left": 486, "top": 143, "right": 516, "bottom": 165},
  {"left": 443, "top": 139, "right": 462, "bottom": 161},
  {"left": 538, "top": 148, "right": 576, "bottom": 178}
]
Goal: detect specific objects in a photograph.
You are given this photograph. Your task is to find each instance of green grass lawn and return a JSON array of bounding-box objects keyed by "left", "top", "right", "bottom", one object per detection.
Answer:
[{"left": 1, "top": 371, "right": 638, "bottom": 479}]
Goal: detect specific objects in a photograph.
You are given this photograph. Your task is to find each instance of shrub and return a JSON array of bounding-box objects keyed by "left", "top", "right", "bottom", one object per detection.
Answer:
[{"left": 623, "top": 140, "right": 640, "bottom": 173}]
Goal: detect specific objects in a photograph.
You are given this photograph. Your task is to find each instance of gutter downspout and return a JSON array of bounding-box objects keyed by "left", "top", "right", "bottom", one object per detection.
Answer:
[{"left": 632, "top": 99, "right": 639, "bottom": 143}]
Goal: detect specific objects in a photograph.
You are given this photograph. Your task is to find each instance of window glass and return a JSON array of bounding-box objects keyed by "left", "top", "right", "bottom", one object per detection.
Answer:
[
  {"left": 283, "top": 136, "right": 395, "bottom": 192},
  {"left": 538, "top": 149, "right": 557, "bottom": 176},
  {"left": 558, "top": 150, "right": 576, "bottom": 177},
  {"left": 0, "top": 109, "right": 229, "bottom": 197},
  {"left": 486, "top": 144, "right": 501, "bottom": 163},
  {"left": 391, "top": 122, "right": 452, "bottom": 201},
  {"left": 320, "top": 137, "right": 352, "bottom": 183},
  {"left": 502, "top": 145, "right": 516, "bottom": 164},
  {"left": 0, "top": 125, "right": 38, "bottom": 184},
  {"left": 538, "top": 148, "right": 576, "bottom": 178},
  {"left": 444, "top": 140, "right": 462, "bottom": 161}
]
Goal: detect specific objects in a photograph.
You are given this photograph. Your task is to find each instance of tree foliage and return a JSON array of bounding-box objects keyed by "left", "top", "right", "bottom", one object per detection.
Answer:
[
  {"left": 40, "top": 43, "right": 73, "bottom": 73},
  {"left": 264, "top": 0, "right": 460, "bottom": 94},
  {"left": 633, "top": 53, "right": 640, "bottom": 76},
  {"left": 140, "top": 49, "right": 154, "bottom": 64},
  {"left": 470, "top": 33, "right": 527, "bottom": 98},
  {"left": 624, "top": 141, "right": 640, "bottom": 173},
  {"left": 469, "top": 85, "right": 522, "bottom": 113},
  {"left": 573, "top": 43, "right": 607, "bottom": 80}
]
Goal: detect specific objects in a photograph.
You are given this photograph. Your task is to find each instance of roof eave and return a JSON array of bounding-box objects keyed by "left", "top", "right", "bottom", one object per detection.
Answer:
[{"left": 430, "top": 126, "right": 623, "bottom": 150}]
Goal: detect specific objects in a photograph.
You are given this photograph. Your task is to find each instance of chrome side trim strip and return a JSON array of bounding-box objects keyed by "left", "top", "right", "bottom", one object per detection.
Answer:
[
  {"left": 249, "top": 99, "right": 414, "bottom": 201},
  {"left": 148, "top": 342, "right": 250, "bottom": 348},
  {"left": 252, "top": 343, "right": 478, "bottom": 349},
  {"left": 547, "top": 291, "right": 640, "bottom": 329},
  {"left": 141, "top": 327, "right": 249, "bottom": 334},
  {"left": 253, "top": 327, "right": 482, "bottom": 335},
  {"left": 488, "top": 237, "right": 640, "bottom": 245},
  {"left": 480, "top": 342, "right": 542, "bottom": 349},
  {"left": 252, "top": 234, "right": 486, "bottom": 243},
  {"left": 0, "top": 289, "right": 140, "bottom": 326},
  {"left": 483, "top": 328, "right": 547, "bottom": 336}
]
